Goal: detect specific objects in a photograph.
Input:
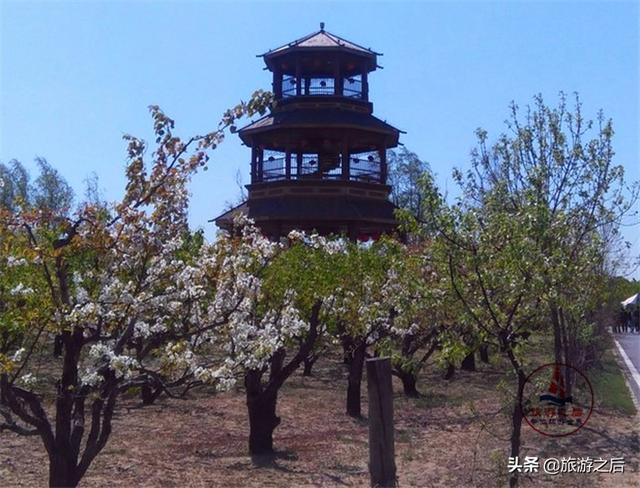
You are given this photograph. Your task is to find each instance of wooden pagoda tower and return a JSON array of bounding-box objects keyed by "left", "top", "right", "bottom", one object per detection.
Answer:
[{"left": 215, "top": 24, "right": 402, "bottom": 240}]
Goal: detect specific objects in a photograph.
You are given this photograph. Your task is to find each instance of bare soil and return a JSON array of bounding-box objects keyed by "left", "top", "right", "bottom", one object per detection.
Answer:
[{"left": 1, "top": 352, "right": 638, "bottom": 487}]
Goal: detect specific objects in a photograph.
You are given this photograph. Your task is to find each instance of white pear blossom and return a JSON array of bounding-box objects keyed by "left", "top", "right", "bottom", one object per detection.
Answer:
[
  {"left": 10, "top": 347, "right": 25, "bottom": 362},
  {"left": 18, "top": 373, "right": 38, "bottom": 387},
  {"left": 6, "top": 255, "right": 27, "bottom": 267},
  {"left": 10, "top": 283, "right": 33, "bottom": 296}
]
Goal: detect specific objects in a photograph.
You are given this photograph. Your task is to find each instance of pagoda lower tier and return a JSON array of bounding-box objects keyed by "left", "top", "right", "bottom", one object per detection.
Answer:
[{"left": 214, "top": 179, "right": 398, "bottom": 241}]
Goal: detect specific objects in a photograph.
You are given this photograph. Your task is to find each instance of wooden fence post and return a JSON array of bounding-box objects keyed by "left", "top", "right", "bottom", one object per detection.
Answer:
[{"left": 366, "top": 357, "right": 396, "bottom": 487}]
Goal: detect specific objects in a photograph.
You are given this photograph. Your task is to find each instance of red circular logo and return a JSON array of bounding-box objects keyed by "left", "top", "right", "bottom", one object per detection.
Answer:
[{"left": 521, "top": 363, "right": 594, "bottom": 437}]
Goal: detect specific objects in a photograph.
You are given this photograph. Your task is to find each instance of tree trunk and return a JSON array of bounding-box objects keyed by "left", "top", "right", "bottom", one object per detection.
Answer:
[
  {"left": 479, "top": 344, "right": 489, "bottom": 363},
  {"left": 341, "top": 335, "right": 355, "bottom": 365},
  {"left": 509, "top": 372, "right": 526, "bottom": 488},
  {"left": 461, "top": 352, "right": 476, "bottom": 371},
  {"left": 53, "top": 334, "right": 64, "bottom": 357},
  {"left": 246, "top": 390, "right": 280, "bottom": 455},
  {"left": 398, "top": 370, "right": 420, "bottom": 397},
  {"left": 550, "top": 305, "right": 564, "bottom": 365},
  {"left": 51, "top": 329, "right": 83, "bottom": 487},
  {"left": 302, "top": 354, "right": 317, "bottom": 377},
  {"left": 558, "top": 308, "right": 573, "bottom": 398},
  {"left": 346, "top": 340, "right": 366, "bottom": 417},
  {"left": 245, "top": 370, "right": 280, "bottom": 455},
  {"left": 140, "top": 383, "right": 162, "bottom": 406},
  {"left": 0, "top": 373, "right": 7, "bottom": 405},
  {"left": 49, "top": 454, "right": 78, "bottom": 488},
  {"left": 443, "top": 362, "right": 455, "bottom": 380},
  {"left": 243, "top": 301, "right": 322, "bottom": 456}
]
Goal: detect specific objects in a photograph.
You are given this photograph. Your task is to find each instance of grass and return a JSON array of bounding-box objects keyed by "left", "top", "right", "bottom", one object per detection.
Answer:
[
  {"left": 590, "top": 348, "right": 637, "bottom": 416},
  {"left": 3, "top": 340, "right": 638, "bottom": 487}
]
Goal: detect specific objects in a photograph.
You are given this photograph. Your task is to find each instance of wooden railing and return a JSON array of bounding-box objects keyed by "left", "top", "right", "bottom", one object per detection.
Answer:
[
  {"left": 281, "top": 77, "right": 363, "bottom": 99},
  {"left": 259, "top": 151, "right": 382, "bottom": 183}
]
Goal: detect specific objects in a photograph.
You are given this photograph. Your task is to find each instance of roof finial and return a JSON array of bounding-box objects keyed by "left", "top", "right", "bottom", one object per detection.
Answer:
[{"left": 320, "top": 22, "right": 325, "bottom": 31}]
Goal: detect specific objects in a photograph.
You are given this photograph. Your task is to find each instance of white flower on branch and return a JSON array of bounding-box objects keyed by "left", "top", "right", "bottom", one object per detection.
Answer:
[
  {"left": 10, "top": 347, "right": 25, "bottom": 362},
  {"left": 18, "top": 373, "right": 38, "bottom": 387},
  {"left": 10, "top": 283, "right": 33, "bottom": 296},
  {"left": 6, "top": 256, "right": 27, "bottom": 267}
]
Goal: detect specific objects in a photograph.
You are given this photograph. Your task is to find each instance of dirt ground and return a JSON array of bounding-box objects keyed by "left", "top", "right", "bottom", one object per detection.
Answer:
[{"left": 1, "top": 352, "right": 638, "bottom": 487}]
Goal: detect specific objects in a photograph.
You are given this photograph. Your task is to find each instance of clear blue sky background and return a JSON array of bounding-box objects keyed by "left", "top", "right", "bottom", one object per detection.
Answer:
[{"left": 1, "top": 1, "right": 638, "bottom": 275}]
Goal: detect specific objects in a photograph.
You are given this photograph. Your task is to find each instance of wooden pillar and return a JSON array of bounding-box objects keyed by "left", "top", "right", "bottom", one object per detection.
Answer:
[
  {"left": 273, "top": 69, "right": 282, "bottom": 99},
  {"left": 362, "top": 68, "right": 369, "bottom": 100},
  {"left": 250, "top": 146, "right": 258, "bottom": 182},
  {"left": 341, "top": 139, "right": 350, "bottom": 180},
  {"left": 379, "top": 146, "right": 387, "bottom": 184},
  {"left": 366, "top": 357, "right": 396, "bottom": 488},
  {"left": 258, "top": 148, "right": 264, "bottom": 182},
  {"left": 335, "top": 56, "right": 343, "bottom": 96},
  {"left": 285, "top": 148, "right": 292, "bottom": 180},
  {"left": 296, "top": 152, "right": 303, "bottom": 178},
  {"left": 304, "top": 77, "right": 311, "bottom": 95},
  {"left": 295, "top": 59, "right": 302, "bottom": 96}
]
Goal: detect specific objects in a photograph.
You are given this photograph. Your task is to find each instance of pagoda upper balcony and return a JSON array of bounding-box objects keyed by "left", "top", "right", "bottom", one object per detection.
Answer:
[
  {"left": 261, "top": 23, "right": 379, "bottom": 104},
  {"left": 281, "top": 75, "right": 364, "bottom": 99}
]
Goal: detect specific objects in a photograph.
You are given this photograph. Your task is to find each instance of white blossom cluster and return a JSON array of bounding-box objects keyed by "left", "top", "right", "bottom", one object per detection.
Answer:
[
  {"left": 287, "top": 230, "right": 348, "bottom": 255},
  {"left": 5, "top": 256, "right": 27, "bottom": 267},
  {"left": 80, "top": 343, "right": 140, "bottom": 386},
  {"left": 9, "top": 283, "right": 34, "bottom": 296}
]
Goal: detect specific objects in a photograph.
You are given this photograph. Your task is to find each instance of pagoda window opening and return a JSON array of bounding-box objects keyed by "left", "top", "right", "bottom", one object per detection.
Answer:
[
  {"left": 282, "top": 76, "right": 297, "bottom": 97},
  {"left": 255, "top": 148, "right": 384, "bottom": 183},
  {"left": 292, "top": 153, "right": 342, "bottom": 180},
  {"left": 281, "top": 76, "right": 338, "bottom": 97},
  {"left": 306, "top": 77, "right": 335, "bottom": 96},
  {"left": 343, "top": 74, "right": 363, "bottom": 99},
  {"left": 350, "top": 150, "right": 383, "bottom": 183},
  {"left": 262, "top": 150, "right": 286, "bottom": 181}
]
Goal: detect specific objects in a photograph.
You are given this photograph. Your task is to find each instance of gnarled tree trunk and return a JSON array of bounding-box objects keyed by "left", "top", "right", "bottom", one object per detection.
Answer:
[
  {"left": 302, "top": 353, "right": 317, "bottom": 377},
  {"left": 341, "top": 334, "right": 355, "bottom": 365},
  {"left": 243, "top": 301, "right": 322, "bottom": 455},
  {"left": 140, "top": 382, "right": 163, "bottom": 406},
  {"left": 461, "top": 352, "right": 476, "bottom": 371},
  {"left": 395, "top": 369, "right": 420, "bottom": 397},
  {"left": 245, "top": 371, "right": 280, "bottom": 455},
  {"left": 49, "top": 452, "right": 78, "bottom": 488},
  {"left": 443, "top": 362, "right": 455, "bottom": 380}
]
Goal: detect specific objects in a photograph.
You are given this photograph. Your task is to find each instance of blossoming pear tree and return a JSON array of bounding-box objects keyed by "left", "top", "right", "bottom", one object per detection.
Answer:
[
  {"left": 375, "top": 242, "right": 451, "bottom": 397},
  {"left": 0, "top": 92, "right": 273, "bottom": 487},
  {"left": 226, "top": 229, "right": 343, "bottom": 455},
  {"left": 318, "top": 237, "right": 412, "bottom": 418}
]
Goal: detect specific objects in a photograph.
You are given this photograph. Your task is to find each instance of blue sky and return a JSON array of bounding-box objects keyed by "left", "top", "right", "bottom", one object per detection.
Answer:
[{"left": 1, "top": 1, "right": 638, "bottom": 274}]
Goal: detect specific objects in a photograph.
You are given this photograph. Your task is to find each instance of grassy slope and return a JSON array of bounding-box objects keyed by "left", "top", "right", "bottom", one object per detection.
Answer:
[{"left": 590, "top": 347, "right": 637, "bottom": 416}]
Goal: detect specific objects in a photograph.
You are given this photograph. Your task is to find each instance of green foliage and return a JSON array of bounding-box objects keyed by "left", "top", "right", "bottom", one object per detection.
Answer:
[
  {"left": 606, "top": 276, "right": 640, "bottom": 306},
  {"left": 0, "top": 157, "right": 74, "bottom": 213},
  {"left": 261, "top": 238, "right": 343, "bottom": 336},
  {"left": 388, "top": 147, "right": 432, "bottom": 222}
]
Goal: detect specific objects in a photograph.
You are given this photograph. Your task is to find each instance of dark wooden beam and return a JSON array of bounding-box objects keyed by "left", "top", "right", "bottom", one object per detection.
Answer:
[
  {"left": 341, "top": 138, "right": 350, "bottom": 180},
  {"left": 285, "top": 148, "right": 292, "bottom": 180},
  {"left": 362, "top": 68, "right": 369, "bottom": 101},
  {"left": 295, "top": 58, "right": 302, "bottom": 96},
  {"left": 379, "top": 145, "right": 387, "bottom": 184}
]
